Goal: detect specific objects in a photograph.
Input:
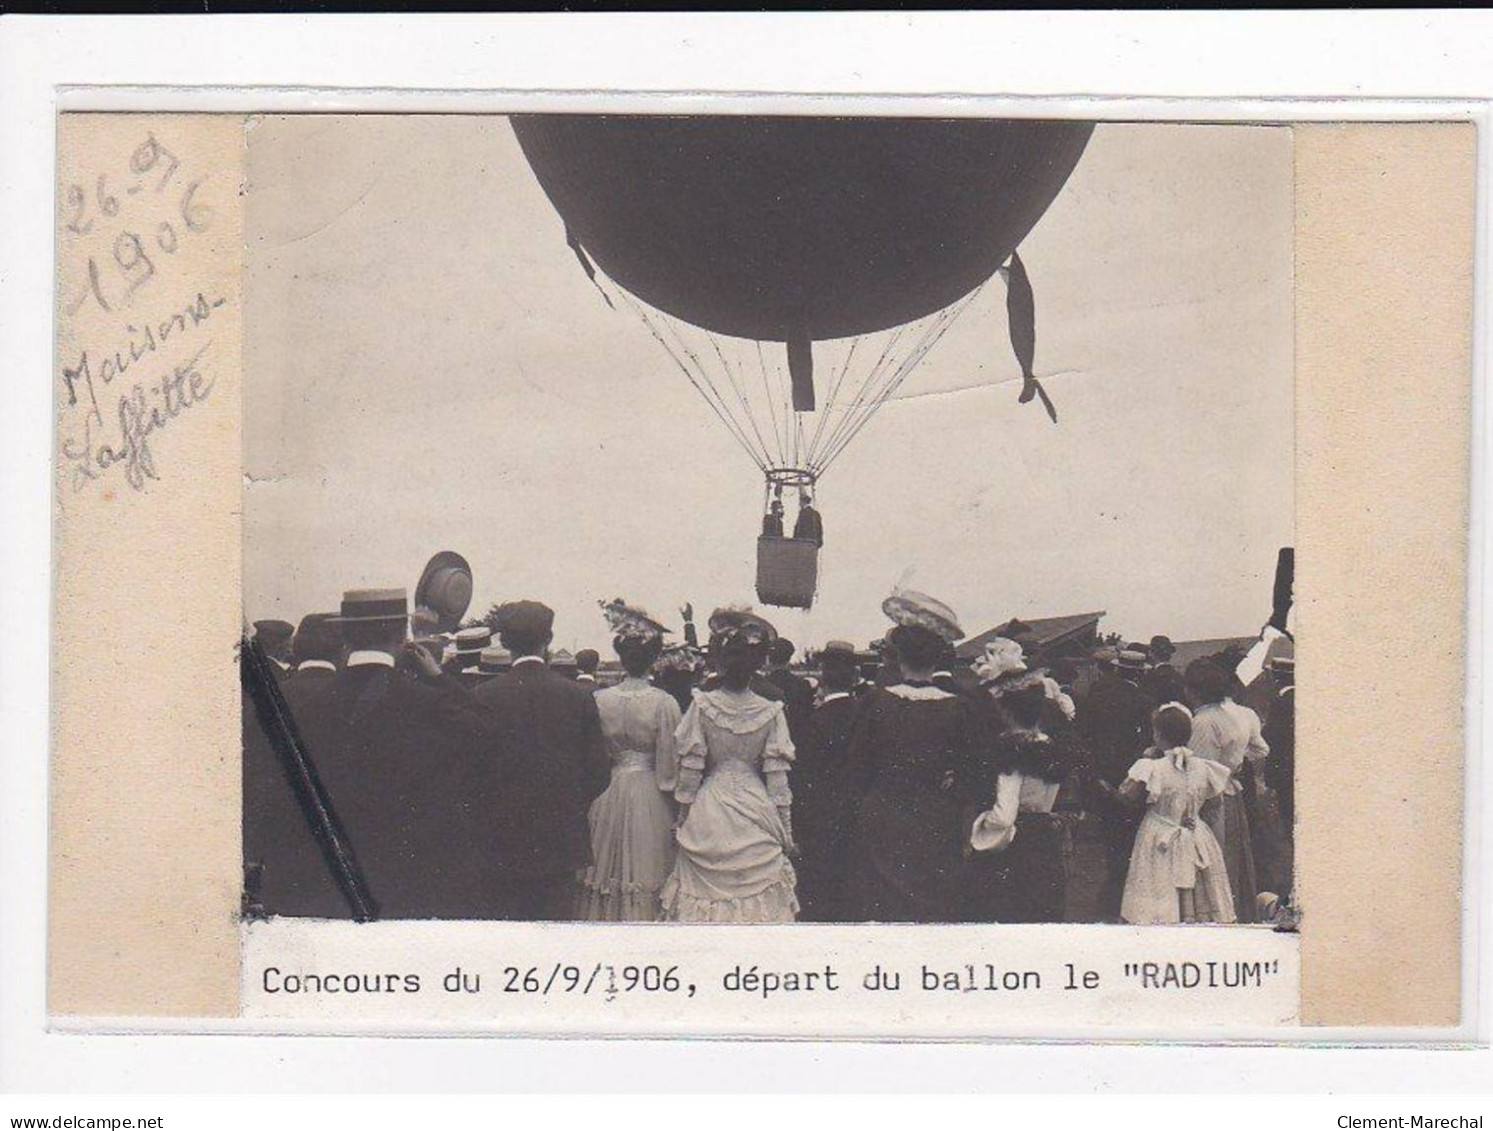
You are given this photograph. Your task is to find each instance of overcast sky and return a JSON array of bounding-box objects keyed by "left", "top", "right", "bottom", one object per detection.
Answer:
[{"left": 243, "top": 116, "right": 1293, "bottom": 653}]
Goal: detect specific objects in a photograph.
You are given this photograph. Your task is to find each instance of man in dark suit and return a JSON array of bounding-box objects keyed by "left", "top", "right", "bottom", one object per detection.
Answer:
[
  {"left": 472, "top": 600, "right": 609, "bottom": 920},
  {"left": 1079, "top": 647, "right": 1153, "bottom": 921},
  {"left": 259, "top": 589, "right": 495, "bottom": 920},
  {"left": 792, "top": 489, "right": 824, "bottom": 547},
  {"left": 794, "top": 641, "right": 862, "bottom": 921},
  {"left": 763, "top": 637, "right": 815, "bottom": 744},
  {"left": 243, "top": 611, "right": 346, "bottom": 918},
  {"left": 289, "top": 612, "right": 341, "bottom": 684},
  {"left": 574, "top": 648, "right": 601, "bottom": 691},
  {"left": 252, "top": 618, "right": 295, "bottom": 679},
  {"left": 930, "top": 640, "right": 965, "bottom": 696}
]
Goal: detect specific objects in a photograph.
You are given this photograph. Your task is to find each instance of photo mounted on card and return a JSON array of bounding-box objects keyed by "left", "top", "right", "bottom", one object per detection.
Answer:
[{"left": 48, "top": 103, "right": 1473, "bottom": 1037}]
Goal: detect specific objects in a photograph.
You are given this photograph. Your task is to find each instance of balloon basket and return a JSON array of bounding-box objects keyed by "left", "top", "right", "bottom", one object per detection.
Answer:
[{"left": 756, "top": 535, "right": 819, "bottom": 609}]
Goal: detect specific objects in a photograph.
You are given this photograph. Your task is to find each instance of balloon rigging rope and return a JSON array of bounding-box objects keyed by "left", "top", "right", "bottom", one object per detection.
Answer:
[
  {"left": 613, "top": 274, "right": 983, "bottom": 479},
  {"left": 660, "top": 313, "right": 773, "bottom": 469},
  {"left": 775, "top": 348, "right": 803, "bottom": 469},
  {"left": 805, "top": 333, "right": 860, "bottom": 465},
  {"left": 621, "top": 291, "right": 769, "bottom": 471},
  {"left": 752, "top": 341, "right": 786, "bottom": 466},
  {"left": 809, "top": 323, "right": 908, "bottom": 471},
  {"left": 813, "top": 284, "right": 984, "bottom": 474},
  {"left": 668, "top": 317, "right": 775, "bottom": 470},
  {"left": 815, "top": 294, "right": 971, "bottom": 473},
  {"left": 814, "top": 302, "right": 964, "bottom": 473},
  {"left": 809, "top": 322, "right": 911, "bottom": 469},
  {"left": 709, "top": 332, "right": 778, "bottom": 468}
]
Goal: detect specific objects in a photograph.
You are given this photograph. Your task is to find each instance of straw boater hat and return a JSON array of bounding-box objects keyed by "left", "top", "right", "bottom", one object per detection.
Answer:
[
  {"left": 453, "top": 626, "right": 491, "bottom": 665},
  {"left": 336, "top": 588, "right": 409, "bottom": 625},
  {"left": 707, "top": 605, "right": 778, "bottom": 648},
  {"left": 414, "top": 551, "right": 473, "bottom": 633},
  {"left": 478, "top": 646, "right": 513, "bottom": 675},
  {"left": 881, "top": 587, "right": 964, "bottom": 643},
  {"left": 600, "top": 598, "right": 668, "bottom": 643},
  {"left": 1116, "top": 645, "right": 1151, "bottom": 672}
]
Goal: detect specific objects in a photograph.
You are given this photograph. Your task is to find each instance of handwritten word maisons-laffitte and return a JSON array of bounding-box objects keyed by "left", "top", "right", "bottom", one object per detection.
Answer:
[
  {"left": 57, "top": 126, "right": 228, "bottom": 495},
  {"left": 59, "top": 295, "right": 224, "bottom": 494}
]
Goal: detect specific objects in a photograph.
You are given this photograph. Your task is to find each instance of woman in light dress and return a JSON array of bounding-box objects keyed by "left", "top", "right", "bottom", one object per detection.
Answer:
[
  {"left": 576, "top": 601, "right": 681, "bottom": 922},
  {"left": 662, "top": 608, "right": 799, "bottom": 923},
  {"left": 1117, "top": 702, "right": 1235, "bottom": 925},
  {"left": 1183, "top": 659, "right": 1269, "bottom": 922}
]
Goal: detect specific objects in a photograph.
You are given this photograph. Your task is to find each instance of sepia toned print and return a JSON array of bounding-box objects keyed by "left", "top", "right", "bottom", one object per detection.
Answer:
[
  {"left": 45, "top": 109, "right": 1470, "bottom": 1032},
  {"left": 240, "top": 115, "right": 1295, "bottom": 930}
]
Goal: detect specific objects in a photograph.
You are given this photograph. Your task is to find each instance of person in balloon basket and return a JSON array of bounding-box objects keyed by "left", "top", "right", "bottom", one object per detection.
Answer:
[
  {"left": 576, "top": 601, "right": 682, "bottom": 922},
  {"left": 285, "top": 588, "right": 496, "bottom": 920},
  {"left": 792, "top": 488, "right": 824, "bottom": 547},
  {"left": 471, "top": 600, "right": 610, "bottom": 920},
  {"left": 762, "top": 486, "right": 786, "bottom": 538},
  {"left": 793, "top": 640, "right": 863, "bottom": 922},
  {"left": 662, "top": 608, "right": 799, "bottom": 923},
  {"left": 843, "top": 590, "right": 989, "bottom": 924}
]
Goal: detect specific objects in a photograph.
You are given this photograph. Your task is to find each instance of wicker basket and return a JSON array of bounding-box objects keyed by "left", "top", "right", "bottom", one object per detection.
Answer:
[{"left": 755, "top": 535, "right": 819, "bottom": 609}]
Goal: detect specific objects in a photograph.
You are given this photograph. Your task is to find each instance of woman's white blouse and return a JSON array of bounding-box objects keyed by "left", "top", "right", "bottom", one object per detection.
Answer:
[{"left": 969, "top": 771, "right": 1061, "bottom": 852}]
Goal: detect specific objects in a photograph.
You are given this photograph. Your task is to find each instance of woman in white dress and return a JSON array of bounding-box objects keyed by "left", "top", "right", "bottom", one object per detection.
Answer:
[
  {"left": 1117, "top": 702, "right": 1235, "bottom": 925},
  {"left": 1184, "top": 659, "right": 1268, "bottom": 922},
  {"left": 662, "top": 608, "right": 798, "bottom": 923},
  {"left": 576, "top": 601, "right": 681, "bottom": 922}
]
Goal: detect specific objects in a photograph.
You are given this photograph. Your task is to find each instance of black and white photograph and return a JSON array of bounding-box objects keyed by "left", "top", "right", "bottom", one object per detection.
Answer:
[
  {"left": 8, "top": 8, "right": 1491, "bottom": 1114},
  {"left": 240, "top": 113, "right": 1296, "bottom": 931}
]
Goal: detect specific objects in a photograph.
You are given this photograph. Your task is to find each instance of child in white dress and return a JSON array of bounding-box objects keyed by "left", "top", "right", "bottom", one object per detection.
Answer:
[{"left": 1118, "top": 703, "right": 1236, "bottom": 925}]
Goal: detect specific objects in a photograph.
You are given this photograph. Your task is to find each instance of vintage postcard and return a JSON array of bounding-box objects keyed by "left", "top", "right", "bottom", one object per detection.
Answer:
[{"left": 47, "top": 107, "right": 1473, "bottom": 1038}]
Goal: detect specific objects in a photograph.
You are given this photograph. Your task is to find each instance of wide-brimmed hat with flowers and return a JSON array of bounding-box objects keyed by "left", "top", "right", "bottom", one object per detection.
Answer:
[
  {"left": 655, "top": 644, "right": 704, "bottom": 674},
  {"left": 599, "top": 597, "right": 668, "bottom": 643},
  {"left": 972, "top": 637, "right": 1027, "bottom": 683},
  {"left": 881, "top": 587, "right": 964, "bottom": 643},
  {"left": 707, "top": 605, "right": 778, "bottom": 649}
]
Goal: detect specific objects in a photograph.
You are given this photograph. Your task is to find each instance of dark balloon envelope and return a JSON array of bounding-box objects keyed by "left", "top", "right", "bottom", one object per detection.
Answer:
[
  {"left": 511, "top": 114, "right": 1095, "bottom": 609},
  {"left": 511, "top": 114, "right": 1093, "bottom": 408}
]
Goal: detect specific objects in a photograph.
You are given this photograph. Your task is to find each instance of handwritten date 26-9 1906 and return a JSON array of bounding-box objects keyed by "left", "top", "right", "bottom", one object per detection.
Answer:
[
  {"left": 63, "top": 131, "right": 214, "bottom": 318},
  {"left": 58, "top": 124, "right": 227, "bottom": 498},
  {"left": 61, "top": 339, "right": 216, "bottom": 495}
]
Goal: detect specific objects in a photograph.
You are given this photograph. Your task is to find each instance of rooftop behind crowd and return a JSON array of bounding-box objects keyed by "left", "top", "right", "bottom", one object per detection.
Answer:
[{"left": 244, "top": 579, "right": 1295, "bottom": 927}]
